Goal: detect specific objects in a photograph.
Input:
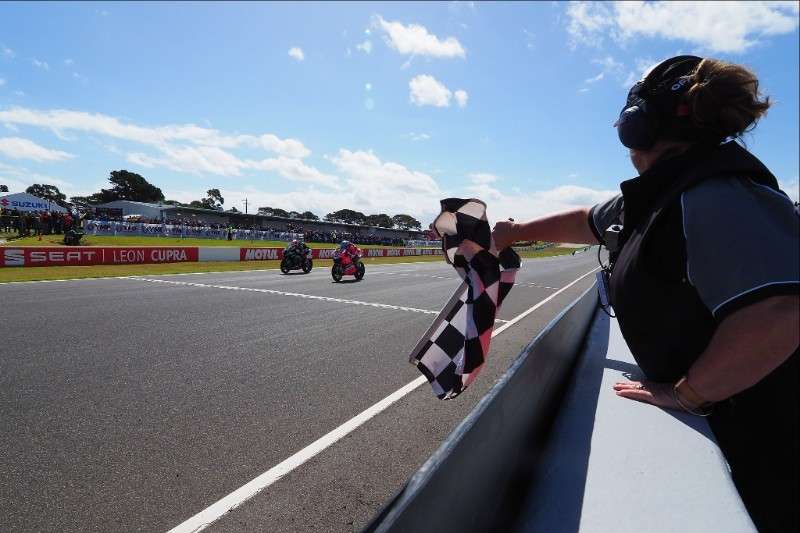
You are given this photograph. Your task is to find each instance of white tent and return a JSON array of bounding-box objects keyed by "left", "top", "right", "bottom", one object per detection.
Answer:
[{"left": 0, "top": 192, "right": 68, "bottom": 213}]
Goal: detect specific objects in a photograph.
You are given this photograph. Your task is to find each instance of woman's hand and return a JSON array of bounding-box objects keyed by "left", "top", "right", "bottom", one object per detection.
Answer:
[
  {"left": 613, "top": 380, "right": 682, "bottom": 411},
  {"left": 492, "top": 220, "right": 519, "bottom": 251}
]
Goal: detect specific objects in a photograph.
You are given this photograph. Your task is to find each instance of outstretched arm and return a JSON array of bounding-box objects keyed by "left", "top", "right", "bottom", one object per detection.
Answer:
[{"left": 492, "top": 207, "right": 599, "bottom": 250}]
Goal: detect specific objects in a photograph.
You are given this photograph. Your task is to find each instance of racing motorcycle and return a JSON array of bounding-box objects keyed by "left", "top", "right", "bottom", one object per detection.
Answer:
[
  {"left": 280, "top": 248, "right": 313, "bottom": 274},
  {"left": 331, "top": 250, "right": 365, "bottom": 282}
]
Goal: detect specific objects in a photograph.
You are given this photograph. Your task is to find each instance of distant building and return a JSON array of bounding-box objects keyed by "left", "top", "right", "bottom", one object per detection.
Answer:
[
  {"left": 0, "top": 192, "right": 68, "bottom": 213},
  {"left": 91, "top": 201, "right": 426, "bottom": 239},
  {"left": 92, "top": 200, "right": 173, "bottom": 220}
]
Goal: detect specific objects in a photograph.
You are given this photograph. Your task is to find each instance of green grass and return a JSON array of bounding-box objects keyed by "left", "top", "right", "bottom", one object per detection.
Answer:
[
  {"left": 517, "top": 246, "right": 587, "bottom": 258},
  {"left": 1, "top": 234, "right": 433, "bottom": 249},
  {"left": 0, "top": 247, "right": 583, "bottom": 283}
]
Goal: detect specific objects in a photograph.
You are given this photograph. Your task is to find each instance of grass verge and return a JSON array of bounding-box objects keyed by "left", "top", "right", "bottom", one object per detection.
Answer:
[{"left": 0, "top": 247, "right": 583, "bottom": 284}]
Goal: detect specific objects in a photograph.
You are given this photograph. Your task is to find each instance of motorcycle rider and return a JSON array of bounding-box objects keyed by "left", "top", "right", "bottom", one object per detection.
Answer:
[
  {"left": 284, "top": 239, "right": 310, "bottom": 263},
  {"left": 335, "top": 240, "right": 361, "bottom": 263}
]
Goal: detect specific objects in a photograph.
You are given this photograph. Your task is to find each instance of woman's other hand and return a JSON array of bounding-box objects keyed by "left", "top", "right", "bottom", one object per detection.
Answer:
[
  {"left": 613, "top": 380, "right": 682, "bottom": 411},
  {"left": 492, "top": 220, "right": 519, "bottom": 251}
]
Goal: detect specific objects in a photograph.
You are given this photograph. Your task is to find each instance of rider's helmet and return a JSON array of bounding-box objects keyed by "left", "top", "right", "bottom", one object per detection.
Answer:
[
  {"left": 340, "top": 240, "right": 350, "bottom": 250},
  {"left": 291, "top": 239, "right": 299, "bottom": 247}
]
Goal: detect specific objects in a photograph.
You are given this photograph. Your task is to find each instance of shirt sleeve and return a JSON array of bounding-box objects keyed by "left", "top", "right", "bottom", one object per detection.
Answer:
[
  {"left": 682, "top": 177, "right": 800, "bottom": 321},
  {"left": 588, "top": 194, "right": 624, "bottom": 245}
]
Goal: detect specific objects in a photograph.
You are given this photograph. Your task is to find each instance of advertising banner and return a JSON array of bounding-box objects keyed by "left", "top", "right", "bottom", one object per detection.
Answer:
[
  {"left": 1, "top": 246, "right": 441, "bottom": 268},
  {"left": 0, "top": 247, "right": 198, "bottom": 268}
]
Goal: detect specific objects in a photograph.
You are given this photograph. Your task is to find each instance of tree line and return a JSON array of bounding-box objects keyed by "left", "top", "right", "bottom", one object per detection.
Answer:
[{"left": 6, "top": 170, "right": 421, "bottom": 230}]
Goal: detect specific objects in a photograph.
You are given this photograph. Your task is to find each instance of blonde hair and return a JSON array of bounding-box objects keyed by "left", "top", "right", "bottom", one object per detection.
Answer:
[{"left": 684, "top": 58, "right": 771, "bottom": 141}]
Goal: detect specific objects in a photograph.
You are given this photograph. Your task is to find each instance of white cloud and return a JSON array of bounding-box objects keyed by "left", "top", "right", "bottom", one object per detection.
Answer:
[
  {"left": 31, "top": 58, "right": 50, "bottom": 70},
  {"left": 466, "top": 181, "right": 619, "bottom": 222},
  {"left": 247, "top": 156, "right": 339, "bottom": 188},
  {"left": 566, "top": 1, "right": 800, "bottom": 53},
  {"left": 454, "top": 89, "right": 469, "bottom": 108},
  {"left": 0, "top": 137, "right": 74, "bottom": 162},
  {"left": 1, "top": 45, "right": 14, "bottom": 59},
  {"left": 365, "top": 82, "right": 372, "bottom": 91},
  {"left": 356, "top": 40, "right": 373, "bottom": 54},
  {"left": 217, "top": 149, "right": 447, "bottom": 221},
  {"left": 0, "top": 107, "right": 311, "bottom": 158},
  {"left": 585, "top": 72, "right": 604, "bottom": 83},
  {"left": 374, "top": 15, "right": 466, "bottom": 58},
  {"left": 13, "top": 90, "right": 25, "bottom": 97},
  {"left": 0, "top": 78, "right": 5, "bottom": 87},
  {"left": 404, "top": 132, "right": 431, "bottom": 141},
  {"left": 0, "top": 161, "right": 77, "bottom": 196},
  {"left": 409, "top": 75, "right": 452, "bottom": 107},
  {"left": 288, "top": 47, "right": 305, "bottom": 61},
  {"left": 470, "top": 172, "right": 500, "bottom": 184},
  {"left": 64, "top": 58, "right": 74, "bottom": 66},
  {"left": 523, "top": 28, "right": 535, "bottom": 50}
]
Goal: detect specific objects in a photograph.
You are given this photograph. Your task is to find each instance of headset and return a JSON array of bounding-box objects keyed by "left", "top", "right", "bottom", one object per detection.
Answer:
[{"left": 616, "top": 55, "right": 703, "bottom": 150}]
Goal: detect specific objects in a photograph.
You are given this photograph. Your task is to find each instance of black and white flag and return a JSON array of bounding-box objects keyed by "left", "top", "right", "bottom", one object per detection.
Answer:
[{"left": 410, "top": 199, "right": 520, "bottom": 399}]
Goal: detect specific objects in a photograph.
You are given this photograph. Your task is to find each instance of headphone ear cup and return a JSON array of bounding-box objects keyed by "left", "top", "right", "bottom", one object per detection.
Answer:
[{"left": 617, "top": 99, "right": 659, "bottom": 149}]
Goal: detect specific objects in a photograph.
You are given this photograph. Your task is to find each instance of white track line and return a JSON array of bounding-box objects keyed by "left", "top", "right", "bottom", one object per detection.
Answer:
[
  {"left": 129, "top": 277, "right": 510, "bottom": 323},
  {"left": 130, "top": 277, "right": 443, "bottom": 316},
  {"left": 166, "top": 266, "right": 598, "bottom": 533}
]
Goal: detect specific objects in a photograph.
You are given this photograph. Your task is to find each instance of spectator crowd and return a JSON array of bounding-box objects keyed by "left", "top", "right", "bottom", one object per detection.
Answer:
[
  {"left": 85, "top": 214, "right": 425, "bottom": 246},
  {"left": 0, "top": 208, "right": 77, "bottom": 237}
]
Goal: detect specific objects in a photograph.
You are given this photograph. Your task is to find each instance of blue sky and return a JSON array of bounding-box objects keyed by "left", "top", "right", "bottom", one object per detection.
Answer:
[{"left": 0, "top": 1, "right": 798, "bottom": 222}]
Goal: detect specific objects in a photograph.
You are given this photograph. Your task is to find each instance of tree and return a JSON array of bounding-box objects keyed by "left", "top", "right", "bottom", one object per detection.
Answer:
[
  {"left": 26, "top": 184, "right": 68, "bottom": 207},
  {"left": 364, "top": 213, "right": 393, "bottom": 228},
  {"left": 0, "top": 184, "right": 8, "bottom": 192},
  {"left": 228, "top": 206, "right": 240, "bottom": 213},
  {"left": 69, "top": 196, "right": 93, "bottom": 209},
  {"left": 89, "top": 170, "right": 165, "bottom": 203},
  {"left": 257, "top": 206, "right": 288, "bottom": 217},
  {"left": 325, "top": 209, "right": 366, "bottom": 225},
  {"left": 300, "top": 211, "right": 319, "bottom": 220},
  {"left": 186, "top": 189, "right": 224, "bottom": 210},
  {"left": 392, "top": 214, "right": 421, "bottom": 230},
  {"left": 205, "top": 189, "right": 224, "bottom": 209}
]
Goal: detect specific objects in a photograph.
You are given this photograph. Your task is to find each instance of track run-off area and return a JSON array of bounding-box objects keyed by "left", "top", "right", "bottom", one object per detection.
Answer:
[{"left": 0, "top": 251, "right": 598, "bottom": 532}]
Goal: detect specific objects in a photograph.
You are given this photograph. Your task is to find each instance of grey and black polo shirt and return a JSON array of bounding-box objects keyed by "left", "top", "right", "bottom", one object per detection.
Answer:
[{"left": 590, "top": 176, "right": 799, "bottom": 321}]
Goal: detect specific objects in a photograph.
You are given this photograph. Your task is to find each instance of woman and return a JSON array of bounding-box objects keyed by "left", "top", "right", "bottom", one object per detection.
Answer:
[{"left": 493, "top": 56, "right": 798, "bottom": 532}]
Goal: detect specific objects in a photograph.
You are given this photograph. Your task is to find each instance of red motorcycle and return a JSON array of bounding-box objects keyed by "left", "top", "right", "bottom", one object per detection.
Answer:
[{"left": 332, "top": 249, "right": 365, "bottom": 282}]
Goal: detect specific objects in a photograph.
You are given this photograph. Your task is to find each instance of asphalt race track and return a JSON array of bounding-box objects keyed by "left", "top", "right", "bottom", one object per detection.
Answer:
[{"left": 0, "top": 251, "right": 598, "bottom": 532}]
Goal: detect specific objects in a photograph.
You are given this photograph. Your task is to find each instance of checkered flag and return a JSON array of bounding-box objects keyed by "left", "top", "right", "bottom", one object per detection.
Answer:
[{"left": 410, "top": 199, "right": 520, "bottom": 399}]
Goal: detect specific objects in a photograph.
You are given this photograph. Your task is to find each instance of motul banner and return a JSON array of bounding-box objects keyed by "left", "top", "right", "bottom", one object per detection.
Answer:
[
  {"left": 240, "top": 248, "right": 284, "bottom": 261},
  {"left": 0, "top": 247, "right": 199, "bottom": 268},
  {"left": 238, "top": 247, "right": 443, "bottom": 261}
]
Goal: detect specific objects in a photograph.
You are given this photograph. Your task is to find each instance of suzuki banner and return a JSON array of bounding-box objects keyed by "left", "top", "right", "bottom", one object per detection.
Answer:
[{"left": 1, "top": 246, "right": 442, "bottom": 268}]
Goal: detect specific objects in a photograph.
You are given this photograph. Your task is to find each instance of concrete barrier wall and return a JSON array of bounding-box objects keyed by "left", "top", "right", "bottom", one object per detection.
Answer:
[
  {"left": 364, "top": 286, "right": 599, "bottom": 533},
  {"left": 365, "top": 286, "right": 754, "bottom": 533},
  {"left": 0, "top": 246, "right": 442, "bottom": 268}
]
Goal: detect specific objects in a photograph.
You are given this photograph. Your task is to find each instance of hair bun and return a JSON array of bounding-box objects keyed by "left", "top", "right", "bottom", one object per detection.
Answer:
[{"left": 684, "top": 59, "right": 770, "bottom": 141}]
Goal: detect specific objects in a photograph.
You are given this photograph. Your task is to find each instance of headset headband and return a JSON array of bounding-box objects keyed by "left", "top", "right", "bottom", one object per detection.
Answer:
[{"left": 639, "top": 55, "right": 703, "bottom": 101}]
